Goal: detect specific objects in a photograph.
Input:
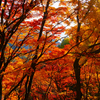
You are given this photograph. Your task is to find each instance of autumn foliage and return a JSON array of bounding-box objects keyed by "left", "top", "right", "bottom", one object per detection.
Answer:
[{"left": 0, "top": 0, "right": 100, "bottom": 100}]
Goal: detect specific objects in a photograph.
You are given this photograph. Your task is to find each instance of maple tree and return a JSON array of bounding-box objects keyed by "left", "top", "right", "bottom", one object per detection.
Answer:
[
  {"left": 69, "top": 0, "right": 100, "bottom": 99},
  {"left": 0, "top": 0, "right": 100, "bottom": 100},
  {"left": 0, "top": 0, "right": 39, "bottom": 99},
  {"left": 0, "top": 0, "right": 71, "bottom": 99}
]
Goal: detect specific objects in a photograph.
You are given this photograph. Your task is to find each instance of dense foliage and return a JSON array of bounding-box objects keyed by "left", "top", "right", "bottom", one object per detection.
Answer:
[{"left": 0, "top": 0, "right": 100, "bottom": 100}]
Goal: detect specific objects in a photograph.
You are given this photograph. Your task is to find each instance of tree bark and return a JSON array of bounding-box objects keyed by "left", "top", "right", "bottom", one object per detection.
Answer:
[
  {"left": 0, "top": 76, "right": 3, "bottom": 100},
  {"left": 24, "top": 72, "right": 34, "bottom": 100},
  {"left": 74, "top": 58, "right": 82, "bottom": 100}
]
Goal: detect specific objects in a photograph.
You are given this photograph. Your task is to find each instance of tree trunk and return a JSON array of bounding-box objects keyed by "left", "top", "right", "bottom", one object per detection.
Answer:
[
  {"left": 0, "top": 58, "right": 3, "bottom": 100},
  {"left": 74, "top": 58, "right": 82, "bottom": 100},
  {"left": 24, "top": 72, "right": 34, "bottom": 100},
  {"left": 0, "top": 76, "right": 3, "bottom": 100}
]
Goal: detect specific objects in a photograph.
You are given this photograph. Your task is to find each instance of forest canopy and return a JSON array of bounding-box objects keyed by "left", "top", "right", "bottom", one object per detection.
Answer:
[{"left": 0, "top": 0, "right": 100, "bottom": 100}]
